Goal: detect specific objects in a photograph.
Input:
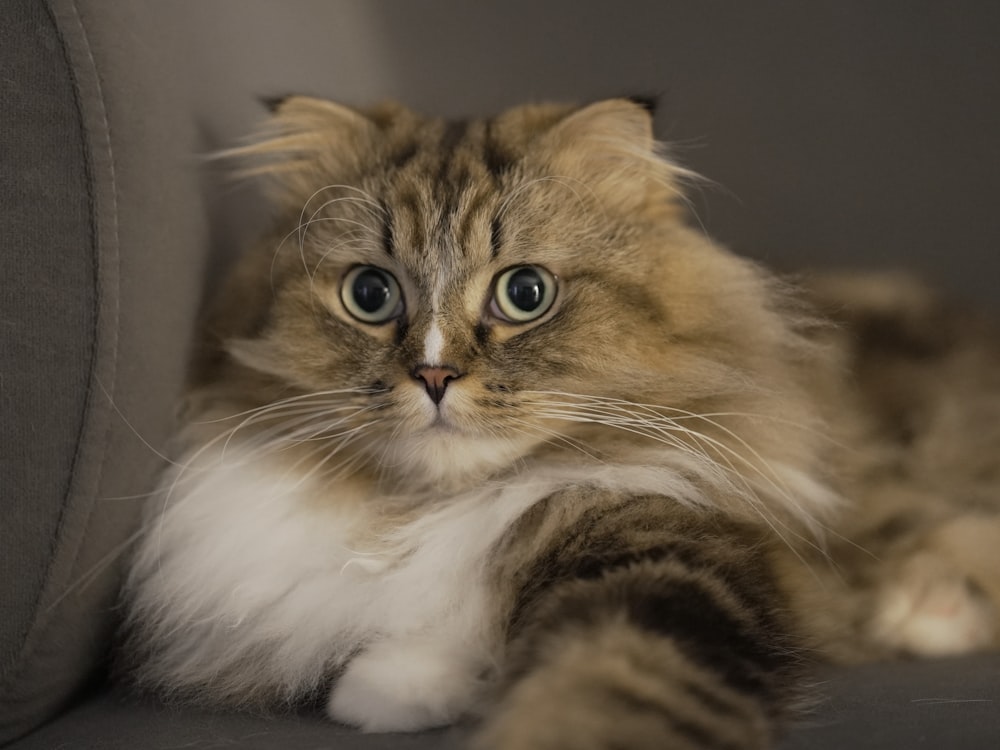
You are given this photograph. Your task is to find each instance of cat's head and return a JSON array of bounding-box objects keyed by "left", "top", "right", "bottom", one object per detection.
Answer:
[{"left": 201, "top": 97, "right": 820, "bottom": 496}]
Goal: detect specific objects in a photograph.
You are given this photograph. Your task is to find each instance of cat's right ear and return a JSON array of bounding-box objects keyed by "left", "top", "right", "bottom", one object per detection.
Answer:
[
  {"left": 538, "top": 98, "right": 688, "bottom": 214},
  {"left": 258, "top": 94, "right": 293, "bottom": 114},
  {"left": 215, "top": 95, "right": 380, "bottom": 205}
]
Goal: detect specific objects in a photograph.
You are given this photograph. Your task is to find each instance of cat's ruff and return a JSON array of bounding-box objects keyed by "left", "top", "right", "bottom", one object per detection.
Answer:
[{"left": 128, "top": 437, "right": 789, "bottom": 729}]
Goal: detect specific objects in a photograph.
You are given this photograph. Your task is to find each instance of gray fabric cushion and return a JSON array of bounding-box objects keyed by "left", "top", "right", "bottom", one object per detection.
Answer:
[
  {"left": 0, "top": 0, "right": 103, "bottom": 738},
  {"left": 6, "top": 656, "right": 1000, "bottom": 749},
  {"left": 1, "top": 0, "right": 93, "bottom": 683},
  {"left": 779, "top": 656, "right": 1000, "bottom": 749},
  {"left": 0, "top": 0, "right": 208, "bottom": 742}
]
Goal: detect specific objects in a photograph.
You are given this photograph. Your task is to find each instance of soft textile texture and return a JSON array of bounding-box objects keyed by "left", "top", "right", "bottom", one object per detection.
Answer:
[
  {"left": 0, "top": 0, "right": 207, "bottom": 742},
  {"left": 6, "top": 655, "right": 1000, "bottom": 750},
  {"left": 0, "top": 0, "right": 99, "bottom": 737}
]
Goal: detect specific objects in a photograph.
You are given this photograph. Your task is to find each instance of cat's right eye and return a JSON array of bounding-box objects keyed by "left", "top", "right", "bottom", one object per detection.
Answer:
[{"left": 340, "top": 266, "right": 404, "bottom": 324}]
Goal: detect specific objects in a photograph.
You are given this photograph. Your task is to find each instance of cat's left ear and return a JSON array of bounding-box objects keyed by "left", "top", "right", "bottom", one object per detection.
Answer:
[{"left": 540, "top": 98, "right": 684, "bottom": 212}]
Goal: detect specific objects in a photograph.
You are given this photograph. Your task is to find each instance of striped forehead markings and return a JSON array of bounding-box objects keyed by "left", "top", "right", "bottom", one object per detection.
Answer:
[
  {"left": 490, "top": 215, "right": 503, "bottom": 258},
  {"left": 385, "top": 117, "right": 513, "bottom": 262},
  {"left": 379, "top": 200, "right": 395, "bottom": 258},
  {"left": 437, "top": 119, "right": 470, "bottom": 184},
  {"left": 482, "top": 118, "right": 514, "bottom": 181},
  {"left": 391, "top": 116, "right": 516, "bottom": 363}
]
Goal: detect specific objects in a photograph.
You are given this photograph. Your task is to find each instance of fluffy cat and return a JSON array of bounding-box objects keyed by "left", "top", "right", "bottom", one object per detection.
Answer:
[{"left": 121, "top": 96, "right": 1000, "bottom": 749}]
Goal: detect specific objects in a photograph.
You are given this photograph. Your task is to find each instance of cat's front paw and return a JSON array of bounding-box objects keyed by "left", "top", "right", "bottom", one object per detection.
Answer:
[
  {"left": 327, "top": 636, "right": 484, "bottom": 732},
  {"left": 870, "top": 552, "right": 996, "bottom": 657}
]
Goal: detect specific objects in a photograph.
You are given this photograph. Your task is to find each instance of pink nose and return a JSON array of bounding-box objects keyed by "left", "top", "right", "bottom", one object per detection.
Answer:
[{"left": 412, "top": 365, "right": 461, "bottom": 405}]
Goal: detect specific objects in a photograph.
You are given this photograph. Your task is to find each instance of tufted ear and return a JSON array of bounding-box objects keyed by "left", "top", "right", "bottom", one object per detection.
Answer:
[
  {"left": 217, "top": 95, "right": 380, "bottom": 206},
  {"left": 538, "top": 98, "right": 684, "bottom": 212},
  {"left": 624, "top": 94, "right": 659, "bottom": 116}
]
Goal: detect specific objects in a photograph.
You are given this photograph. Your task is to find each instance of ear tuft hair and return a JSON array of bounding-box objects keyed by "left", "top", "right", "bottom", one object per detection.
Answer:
[
  {"left": 258, "top": 94, "right": 295, "bottom": 114},
  {"left": 625, "top": 94, "right": 659, "bottom": 116},
  {"left": 537, "top": 98, "right": 694, "bottom": 214}
]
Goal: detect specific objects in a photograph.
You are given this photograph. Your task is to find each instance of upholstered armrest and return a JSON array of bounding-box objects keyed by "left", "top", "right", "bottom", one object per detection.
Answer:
[{"left": 0, "top": 0, "right": 207, "bottom": 742}]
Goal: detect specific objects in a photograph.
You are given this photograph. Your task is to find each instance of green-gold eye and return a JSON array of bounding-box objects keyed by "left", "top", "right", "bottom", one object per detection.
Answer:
[
  {"left": 340, "top": 266, "right": 404, "bottom": 324},
  {"left": 491, "top": 265, "right": 558, "bottom": 323}
]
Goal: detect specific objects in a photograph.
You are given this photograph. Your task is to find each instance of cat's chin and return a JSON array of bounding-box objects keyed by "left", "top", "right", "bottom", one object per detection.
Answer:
[{"left": 376, "top": 426, "right": 535, "bottom": 492}]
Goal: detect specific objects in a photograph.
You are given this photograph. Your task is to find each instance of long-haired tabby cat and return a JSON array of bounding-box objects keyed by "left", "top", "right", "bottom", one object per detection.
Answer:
[{"left": 121, "top": 96, "right": 1000, "bottom": 749}]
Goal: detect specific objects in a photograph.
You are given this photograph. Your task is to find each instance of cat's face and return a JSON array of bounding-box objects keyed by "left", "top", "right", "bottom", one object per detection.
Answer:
[{"left": 212, "top": 98, "right": 793, "bottom": 492}]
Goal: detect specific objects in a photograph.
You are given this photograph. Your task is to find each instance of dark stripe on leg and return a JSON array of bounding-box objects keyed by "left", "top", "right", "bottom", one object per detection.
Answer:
[
  {"left": 602, "top": 683, "right": 743, "bottom": 750},
  {"left": 624, "top": 577, "right": 791, "bottom": 698}
]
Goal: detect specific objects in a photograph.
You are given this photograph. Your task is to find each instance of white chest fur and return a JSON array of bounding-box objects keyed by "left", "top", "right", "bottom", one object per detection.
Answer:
[
  {"left": 127, "top": 440, "right": 774, "bottom": 729},
  {"left": 127, "top": 442, "right": 558, "bottom": 725}
]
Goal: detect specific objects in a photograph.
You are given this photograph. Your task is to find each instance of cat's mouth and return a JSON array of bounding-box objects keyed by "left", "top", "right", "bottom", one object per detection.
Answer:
[
  {"left": 424, "top": 411, "right": 464, "bottom": 435},
  {"left": 408, "top": 383, "right": 468, "bottom": 434},
  {"left": 428, "top": 414, "right": 451, "bottom": 429}
]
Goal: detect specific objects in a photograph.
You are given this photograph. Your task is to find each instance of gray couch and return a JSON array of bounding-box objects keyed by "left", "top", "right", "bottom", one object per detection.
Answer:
[{"left": 3, "top": 1, "right": 999, "bottom": 748}]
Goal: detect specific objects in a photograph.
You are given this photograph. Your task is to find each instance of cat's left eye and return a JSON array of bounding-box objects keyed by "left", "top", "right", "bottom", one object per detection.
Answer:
[
  {"left": 490, "top": 265, "right": 558, "bottom": 323},
  {"left": 340, "top": 266, "right": 404, "bottom": 324}
]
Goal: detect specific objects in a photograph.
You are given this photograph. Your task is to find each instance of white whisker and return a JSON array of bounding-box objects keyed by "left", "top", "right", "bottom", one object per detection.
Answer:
[{"left": 521, "top": 388, "right": 839, "bottom": 570}]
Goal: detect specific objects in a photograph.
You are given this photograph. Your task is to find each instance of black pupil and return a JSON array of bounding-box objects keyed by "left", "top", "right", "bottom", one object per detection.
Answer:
[
  {"left": 352, "top": 270, "right": 391, "bottom": 314},
  {"left": 507, "top": 268, "right": 545, "bottom": 312}
]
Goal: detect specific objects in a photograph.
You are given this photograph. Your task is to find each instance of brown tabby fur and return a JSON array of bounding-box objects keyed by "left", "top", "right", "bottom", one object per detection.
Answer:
[{"left": 125, "top": 97, "right": 1000, "bottom": 750}]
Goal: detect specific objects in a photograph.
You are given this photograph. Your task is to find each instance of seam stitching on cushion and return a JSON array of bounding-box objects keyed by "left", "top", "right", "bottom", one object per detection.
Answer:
[
  {"left": 45, "top": 0, "right": 123, "bottom": 618},
  {"left": 46, "top": 0, "right": 122, "bottom": 617},
  {"left": 65, "top": 0, "right": 121, "bottom": 491}
]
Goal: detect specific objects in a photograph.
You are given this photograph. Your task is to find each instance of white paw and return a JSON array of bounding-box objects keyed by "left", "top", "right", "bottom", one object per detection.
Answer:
[
  {"left": 327, "top": 636, "right": 484, "bottom": 732},
  {"left": 871, "top": 553, "right": 996, "bottom": 657}
]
